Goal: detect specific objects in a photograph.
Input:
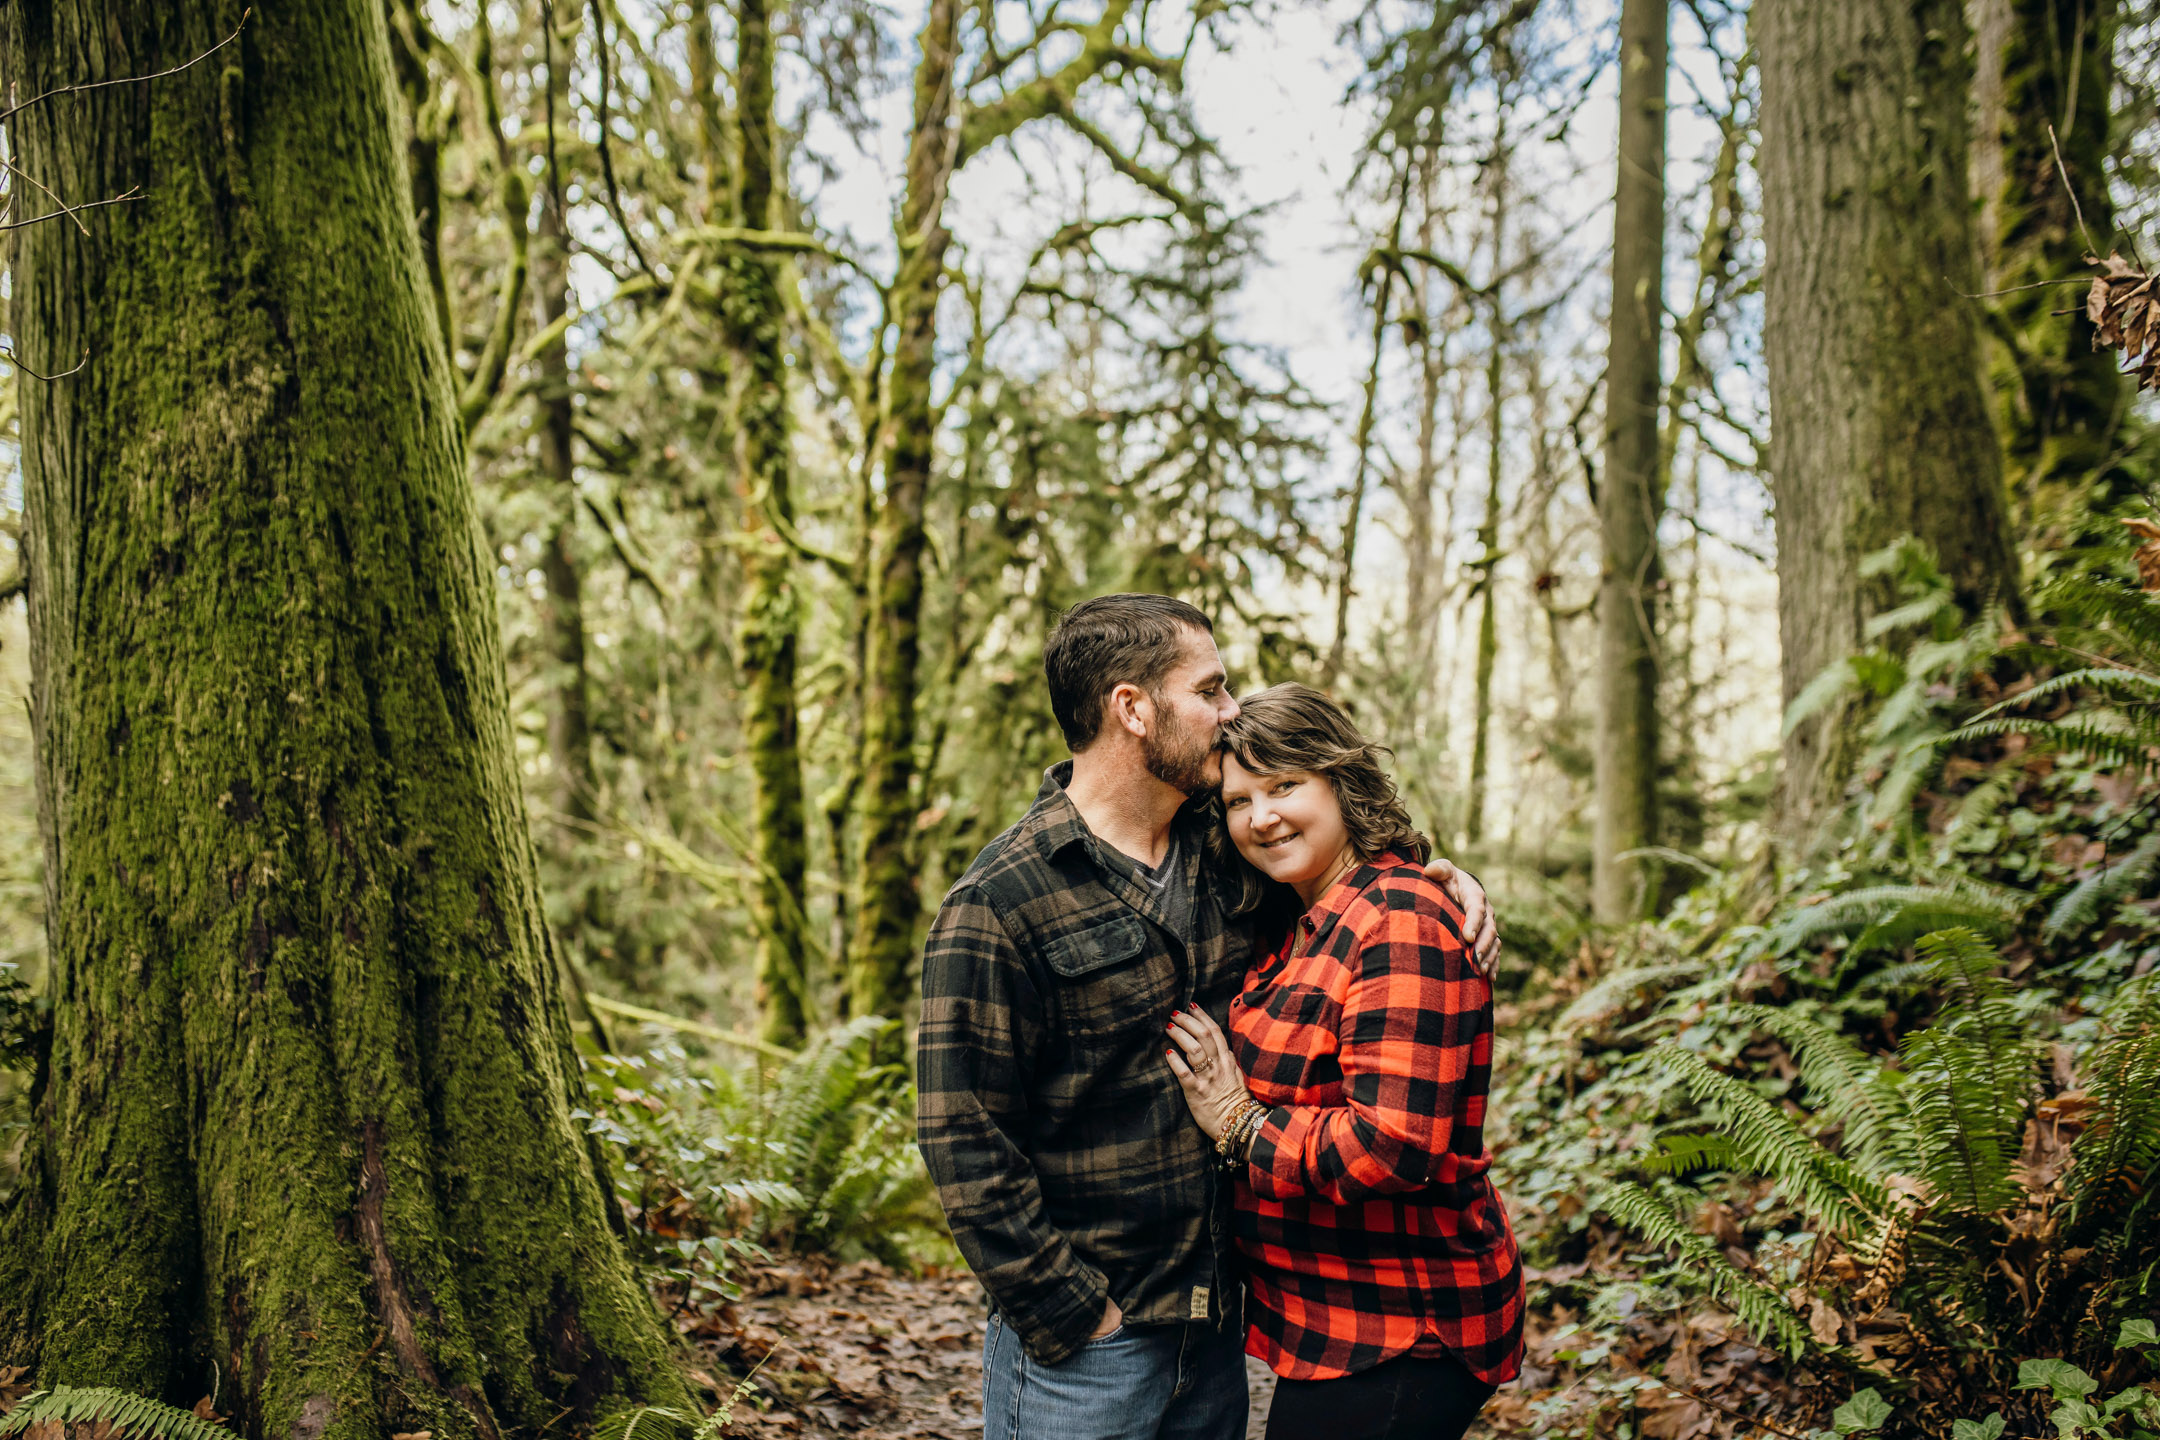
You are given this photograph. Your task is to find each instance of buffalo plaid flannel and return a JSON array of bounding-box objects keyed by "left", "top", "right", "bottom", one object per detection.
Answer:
[
  {"left": 916, "top": 764, "right": 1257, "bottom": 1364},
  {"left": 1230, "top": 854, "right": 1525, "bottom": 1385}
]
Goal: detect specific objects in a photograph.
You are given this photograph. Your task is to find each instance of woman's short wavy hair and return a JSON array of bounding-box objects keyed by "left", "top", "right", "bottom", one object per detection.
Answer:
[{"left": 1219, "top": 683, "right": 1431, "bottom": 868}]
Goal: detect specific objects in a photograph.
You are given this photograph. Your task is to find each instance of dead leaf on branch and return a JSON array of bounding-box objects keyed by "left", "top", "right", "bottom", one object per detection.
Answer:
[
  {"left": 2121, "top": 518, "right": 2160, "bottom": 591},
  {"left": 2084, "top": 253, "right": 2160, "bottom": 392}
]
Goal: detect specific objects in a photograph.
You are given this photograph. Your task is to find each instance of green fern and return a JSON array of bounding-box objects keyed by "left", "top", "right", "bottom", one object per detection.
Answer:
[
  {"left": 0, "top": 1388, "right": 231, "bottom": 1440},
  {"left": 1597, "top": 1181, "right": 1812, "bottom": 1355},
  {"left": 1640, "top": 1132, "right": 1746, "bottom": 1177},
  {"left": 1716, "top": 1004, "right": 1910, "bottom": 1176},
  {"left": 2066, "top": 976, "right": 2160, "bottom": 1240},
  {"left": 1652, "top": 1046, "right": 1887, "bottom": 1237},
  {"left": 2044, "top": 830, "right": 2160, "bottom": 940}
]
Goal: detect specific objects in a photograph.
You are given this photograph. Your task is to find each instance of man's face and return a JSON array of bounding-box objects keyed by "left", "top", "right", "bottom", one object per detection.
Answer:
[{"left": 1140, "top": 630, "right": 1240, "bottom": 796}]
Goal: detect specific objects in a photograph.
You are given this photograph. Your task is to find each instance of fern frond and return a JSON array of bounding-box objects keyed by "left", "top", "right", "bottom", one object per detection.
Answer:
[
  {"left": 1654, "top": 1046, "right": 1887, "bottom": 1238},
  {"left": 1717, "top": 1005, "right": 1912, "bottom": 1176},
  {"left": 2045, "top": 830, "right": 2160, "bottom": 940},
  {"left": 1865, "top": 591, "right": 1956, "bottom": 640},
  {"left": 1942, "top": 774, "right": 2014, "bottom": 846},
  {"left": 1559, "top": 961, "right": 1703, "bottom": 1032},
  {"left": 0, "top": 1388, "right": 233, "bottom": 1440},
  {"left": 1598, "top": 1181, "right": 1813, "bottom": 1355},
  {"left": 1901, "top": 1029, "right": 2025, "bottom": 1218},
  {"left": 1785, "top": 659, "right": 1858, "bottom": 738},
  {"left": 1641, "top": 1132, "right": 1747, "bottom": 1177},
  {"left": 1969, "top": 667, "right": 2160, "bottom": 723},
  {"left": 1943, "top": 717, "right": 2159, "bottom": 770},
  {"left": 2066, "top": 977, "right": 2160, "bottom": 1239},
  {"left": 1768, "top": 883, "right": 2023, "bottom": 956},
  {"left": 1897, "top": 934, "right": 2033, "bottom": 1221},
  {"left": 2042, "top": 575, "right": 2160, "bottom": 664}
]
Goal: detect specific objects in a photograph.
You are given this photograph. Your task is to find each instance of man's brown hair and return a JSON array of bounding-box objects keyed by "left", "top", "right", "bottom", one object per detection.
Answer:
[{"left": 1043, "top": 593, "right": 1214, "bottom": 751}]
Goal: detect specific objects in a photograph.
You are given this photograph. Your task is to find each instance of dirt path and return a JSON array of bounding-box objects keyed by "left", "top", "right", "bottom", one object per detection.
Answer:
[{"left": 688, "top": 1261, "right": 1278, "bottom": 1438}]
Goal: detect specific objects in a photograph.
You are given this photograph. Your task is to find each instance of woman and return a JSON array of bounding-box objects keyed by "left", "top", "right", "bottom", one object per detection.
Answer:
[{"left": 1163, "top": 683, "right": 1523, "bottom": 1440}]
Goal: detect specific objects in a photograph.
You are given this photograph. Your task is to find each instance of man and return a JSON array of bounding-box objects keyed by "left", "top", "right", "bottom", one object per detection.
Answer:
[{"left": 917, "top": 594, "right": 1499, "bottom": 1440}]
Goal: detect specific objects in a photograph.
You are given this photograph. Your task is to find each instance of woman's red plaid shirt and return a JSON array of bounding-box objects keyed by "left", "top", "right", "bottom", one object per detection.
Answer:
[{"left": 1229, "top": 853, "right": 1525, "bottom": 1385}]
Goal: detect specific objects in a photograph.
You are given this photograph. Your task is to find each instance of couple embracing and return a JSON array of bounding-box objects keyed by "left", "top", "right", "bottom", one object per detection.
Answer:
[{"left": 917, "top": 593, "right": 1524, "bottom": 1440}]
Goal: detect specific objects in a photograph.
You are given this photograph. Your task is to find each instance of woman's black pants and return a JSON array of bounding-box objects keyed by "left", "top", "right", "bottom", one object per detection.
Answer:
[{"left": 1265, "top": 1351, "right": 1496, "bottom": 1440}]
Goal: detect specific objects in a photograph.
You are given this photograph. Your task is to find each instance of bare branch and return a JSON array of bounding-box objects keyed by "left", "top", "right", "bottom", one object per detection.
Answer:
[
  {"left": 0, "top": 11, "right": 252, "bottom": 130},
  {"left": 0, "top": 347, "right": 89, "bottom": 382},
  {"left": 0, "top": 186, "right": 141, "bottom": 233}
]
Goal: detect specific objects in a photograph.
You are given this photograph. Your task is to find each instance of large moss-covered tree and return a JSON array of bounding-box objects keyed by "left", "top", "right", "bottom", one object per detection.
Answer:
[
  {"left": 0, "top": 2, "right": 691, "bottom": 1433},
  {"left": 1756, "top": 0, "right": 2022, "bottom": 831}
]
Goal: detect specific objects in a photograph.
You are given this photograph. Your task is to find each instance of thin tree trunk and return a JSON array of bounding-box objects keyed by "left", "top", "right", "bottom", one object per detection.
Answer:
[
  {"left": 846, "top": 0, "right": 959, "bottom": 1025},
  {"left": 0, "top": 1, "right": 689, "bottom": 1430},
  {"left": 1467, "top": 134, "right": 1510, "bottom": 849},
  {"left": 1593, "top": 0, "right": 1668, "bottom": 924},
  {"left": 725, "top": 0, "right": 813, "bottom": 1044},
  {"left": 1970, "top": 0, "right": 2129, "bottom": 544},
  {"left": 536, "top": 175, "right": 595, "bottom": 825},
  {"left": 1758, "top": 0, "right": 2023, "bottom": 833}
]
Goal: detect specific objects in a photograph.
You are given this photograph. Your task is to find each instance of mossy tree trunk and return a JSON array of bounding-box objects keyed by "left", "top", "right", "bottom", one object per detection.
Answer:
[
  {"left": 845, "top": 0, "right": 958, "bottom": 1026},
  {"left": 0, "top": 3, "right": 690, "bottom": 1433},
  {"left": 1592, "top": 0, "right": 1667, "bottom": 923},
  {"left": 1757, "top": 0, "right": 2023, "bottom": 832},
  {"left": 1971, "top": 0, "right": 2130, "bottom": 545},
  {"left": 535, "top": 197, "right": 596, "bottom": 828},
  {"left": 724, "top": 0, "right": 813, "bottom": 1046}
]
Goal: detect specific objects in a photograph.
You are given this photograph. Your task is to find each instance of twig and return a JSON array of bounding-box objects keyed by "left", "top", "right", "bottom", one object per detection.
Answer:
[
  {"left": 2, "top": 157, "right": 95, "bottom": 234},
  {"left": 0, "top": 11, "right": 252, "bottom": 129},
  {"left": 1959, "top": 275, "right": 2095, "bottom": 299},
  {"left": 0, "top": 347, "right": 88, "bottom": 381},
  {"left": 589, "top": 0, "right": 658, "bottom": 282},
  {"left": 0, "top": 187, "right": 140, "bottom": 233},
  {"left": 2048, "top": 123, "right": 2101, "bottom": 259}
]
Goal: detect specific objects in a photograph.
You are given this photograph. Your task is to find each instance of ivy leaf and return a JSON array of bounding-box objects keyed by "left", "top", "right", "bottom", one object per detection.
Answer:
[
  {"left": 1952, "top": 1415, "right": 2006, "bottom": 1440},
  {"left": 2019, "top": 1359, "right": 2101, "bottom": 1401},
  {"left": 2119, "top": 1319, "right": 2160, "bottom": 1350},
  {"left": 1834, "top": 1388, "right": 1893, "bottom": 1435},
  {"left": 2050, "top": 1398, "right": 2107, "bottom": 1439}
]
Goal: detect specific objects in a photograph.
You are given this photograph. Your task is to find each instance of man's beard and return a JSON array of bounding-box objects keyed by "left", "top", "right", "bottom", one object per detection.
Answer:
[{"left": 1143, "top": 704, "right": 1215, "bottom": 796}]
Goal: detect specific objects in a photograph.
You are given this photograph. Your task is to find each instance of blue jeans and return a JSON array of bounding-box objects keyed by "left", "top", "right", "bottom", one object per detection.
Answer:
[{"left": 981, "top": 1311, "right": 1249, "bottom": 1440}]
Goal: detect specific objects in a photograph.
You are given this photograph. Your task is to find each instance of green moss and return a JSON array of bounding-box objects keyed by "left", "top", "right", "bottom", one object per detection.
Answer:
[{"left": 0, "top": 1, "right": 690, "bottom": 1430}]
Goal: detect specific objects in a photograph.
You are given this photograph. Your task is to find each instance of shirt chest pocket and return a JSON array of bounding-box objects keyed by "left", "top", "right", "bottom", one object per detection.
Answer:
[{"left": 1041, "top": 914, "right": 1173, "bottom": 1047}]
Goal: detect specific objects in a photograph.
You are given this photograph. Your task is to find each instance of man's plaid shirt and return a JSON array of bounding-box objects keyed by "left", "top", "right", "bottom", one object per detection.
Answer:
[
  {"left": 1231, "top": 854, "right": 1524, "bottom": 1385},
  {"left": 916, "top": 765, "right": 1258, "bottom": 1364}
]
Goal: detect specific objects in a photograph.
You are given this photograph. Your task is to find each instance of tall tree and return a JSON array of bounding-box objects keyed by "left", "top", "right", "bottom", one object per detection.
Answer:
[
  {"left": 0, "top": 3, "right": 690, "bottom": 1429},
  {"left": 1593, "top": 0, "right": 1667, "bottom": 922},
  {"left": 1756, "top": 0, "right": 2022, "bottom": 831},
  {"left": 723, "top": 0, "right": 815, "bottom": 1044},
  {"left": 1971, "top": 0, "right": 2130, "bottom": 544},
  {"left": 846, "top": 0, "right": 1200, "bottom": 1021}
]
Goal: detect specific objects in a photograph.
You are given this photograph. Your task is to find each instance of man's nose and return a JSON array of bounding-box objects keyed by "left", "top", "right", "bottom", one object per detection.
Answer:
[{"left": 1220, "top": 693, "right": 1242, "bottom": 723}]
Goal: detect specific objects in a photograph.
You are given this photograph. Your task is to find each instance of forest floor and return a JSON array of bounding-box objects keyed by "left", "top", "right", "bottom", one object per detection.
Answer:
[{"left": 681, "top": 1255, "right": 1815, "bottom": 1440}]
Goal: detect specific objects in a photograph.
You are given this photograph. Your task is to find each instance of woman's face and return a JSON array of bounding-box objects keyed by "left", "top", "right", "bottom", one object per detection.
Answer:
[{"left": 1220, "top": 754, "right": 1354, "bottom": 898}]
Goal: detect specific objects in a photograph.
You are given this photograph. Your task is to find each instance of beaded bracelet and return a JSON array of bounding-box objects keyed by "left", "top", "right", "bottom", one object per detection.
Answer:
[{"left": 1215, "top": 1097, "right": 1268, "bottom": 1168}]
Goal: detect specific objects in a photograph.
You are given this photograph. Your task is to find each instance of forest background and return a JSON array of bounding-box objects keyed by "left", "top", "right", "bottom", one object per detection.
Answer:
[{"left": 0, "top": 0, "right": 2156, "bottom": 1438}]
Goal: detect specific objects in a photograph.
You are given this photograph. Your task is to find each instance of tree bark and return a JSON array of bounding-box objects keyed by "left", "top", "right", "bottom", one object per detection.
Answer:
[
  {"left": 845, "top": 0, "right": 958, "bottom": 1026},
  {"left": 1592, "top": 0, "right": 1667, "bottom": 923},
  {"left": 1757, "top": 0, "right": 2023, "bottom": 832},
  {"left": 1970, "top": 0, "right": 2130, "bottom": 545},
  {"left": 724, "top": 0, "right": 814, "bottom": 1045},
  {"left": 1467, "top": 133, "right": 1511, "bottom": 850},
  {"left": 0, "top": 3, "right": 689, "bottom": 1431}
]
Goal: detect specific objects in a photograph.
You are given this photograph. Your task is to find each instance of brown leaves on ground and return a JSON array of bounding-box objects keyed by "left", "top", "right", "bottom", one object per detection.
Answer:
[{"left": 681, "top": 1258, "right": 987, "bottom": 1438}]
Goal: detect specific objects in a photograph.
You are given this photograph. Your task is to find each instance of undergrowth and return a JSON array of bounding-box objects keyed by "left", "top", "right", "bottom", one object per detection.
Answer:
[
  {"left": 1488, "top": 529, "right": 2160, "bottom": 1439},
  {"left": 575, "top": 1012, "right": 952, "bottom": 1326}
]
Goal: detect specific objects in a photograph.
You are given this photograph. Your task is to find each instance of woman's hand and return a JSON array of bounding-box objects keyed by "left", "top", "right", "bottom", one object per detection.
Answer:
[{"left": 1164, "top": 1006, "right": 1254, "bottom": 1143}]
